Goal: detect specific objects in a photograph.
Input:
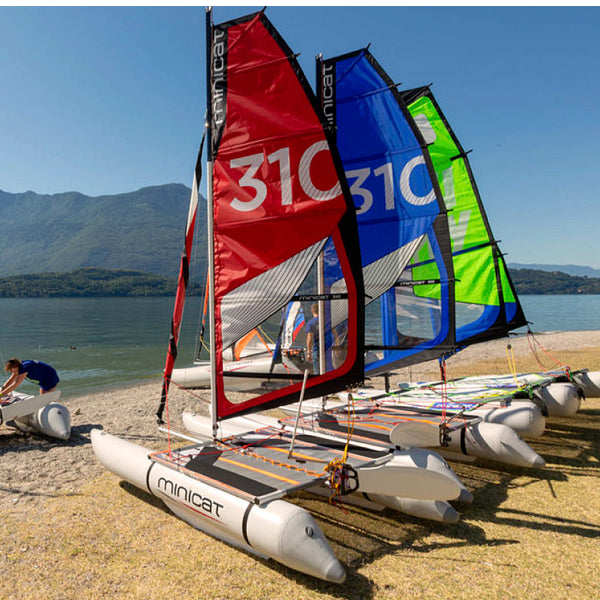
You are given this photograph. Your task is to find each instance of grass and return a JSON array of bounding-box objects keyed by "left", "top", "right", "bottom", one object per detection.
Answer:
[{"left": 1, "top": 346, "right": 599, "bottom": 600}]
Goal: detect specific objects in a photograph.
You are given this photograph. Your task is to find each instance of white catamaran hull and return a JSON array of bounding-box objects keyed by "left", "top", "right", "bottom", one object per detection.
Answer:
[
  {"left": 14, "top": 403, "right": 71, "bottom": 440},
  {"left": 171, "top": 358, "right": 301, "bottom": 391},
  {"left": 181, "top": 412, "right": 468, "bottom": 502},
  {"left": 91, "top": 429, "right": 346, "bottom": 583},
  {"left": 306, "top": 485, "right": 461, "bottom": 523},
  {"left": 0, "top": 391, "right": 71, "bottom": 440},
  {"left": 439, "top": 421, "right": 544, "bottom": 468},
  {"left": 533, "top": 383, "right": 581, "bottom": 417},
  {"left": 336, "top": 390, "right": 546, "bottom": 438},
  {"left": 572, "top": 370, "right": 600, "bottom": 398}
]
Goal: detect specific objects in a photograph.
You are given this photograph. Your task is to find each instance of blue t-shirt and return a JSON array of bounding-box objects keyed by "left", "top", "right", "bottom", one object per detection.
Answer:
[
  {"left": 305, "top": 317, "right": 320, "bottom": 353},
  {"left": 305, "top": 317, "right": 333, "bottom": 354},
  {"left": 19, "top": 360, "right": 60, "bottom": 390}
]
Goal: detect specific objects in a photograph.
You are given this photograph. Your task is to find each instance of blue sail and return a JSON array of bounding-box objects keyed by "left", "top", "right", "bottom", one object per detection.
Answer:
[{"left": 319, "top": 49, "right": 455, "bottom": 375}]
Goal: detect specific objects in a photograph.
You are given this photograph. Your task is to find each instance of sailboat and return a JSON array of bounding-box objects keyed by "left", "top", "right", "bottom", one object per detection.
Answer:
[
  {"left": 92, "top": 10, "right": 466, "bottom": 582},
  {"left": 281, "top": 48, "right": 543, "bottom": 466},
  {"left": 312, "top": 48, "right": 581, "bottom": 427},
  {"left": 184, "top": 46, "right": 546, "bottom": 471}
]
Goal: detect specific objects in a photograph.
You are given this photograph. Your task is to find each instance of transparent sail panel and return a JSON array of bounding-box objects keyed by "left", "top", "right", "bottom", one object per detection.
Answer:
[
  {"left": 219, "top": 235, "right": 353, "bottom": 403},
  {"left": 220, "top": 240, "right": 325, "bottom": 350},
  {"left": 364, "top": 232, "right": 447, "bottom": 372}
]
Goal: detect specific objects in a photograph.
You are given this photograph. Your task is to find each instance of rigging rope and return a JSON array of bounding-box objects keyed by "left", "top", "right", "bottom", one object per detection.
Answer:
[
  {"left": 526, "top": 329, "right": 569, "bottom": 374},
  {"left": 324, "top": 392, "right": 359, "bottom": 503},
  {"left": 439, "top": 358, "right": 448, "bottom": 423}
]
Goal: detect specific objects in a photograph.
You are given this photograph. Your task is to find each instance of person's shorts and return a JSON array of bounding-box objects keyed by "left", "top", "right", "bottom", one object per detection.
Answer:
[{"left": 40, "top": 372, "right": 60, "bottom": 391}]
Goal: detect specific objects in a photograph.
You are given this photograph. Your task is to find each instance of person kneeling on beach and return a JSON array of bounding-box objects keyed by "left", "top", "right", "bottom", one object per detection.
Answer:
[{"left": 1, "top": 358, "right": 60, "bottom": 397}]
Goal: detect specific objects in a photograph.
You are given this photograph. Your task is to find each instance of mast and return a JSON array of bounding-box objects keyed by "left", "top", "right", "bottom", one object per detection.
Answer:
[
  {"left": 315, "top": 55, "right": 327, "bottom": 378},
  {"left": 205, "top": 7, "right": 218, "bottom": 437}
]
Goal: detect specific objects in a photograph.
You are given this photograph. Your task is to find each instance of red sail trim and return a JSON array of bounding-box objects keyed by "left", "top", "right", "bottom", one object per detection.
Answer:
[
  {"left": 210, "top": 12, "right": 364, "bottom": 421},
  {"left": 157, "top": 135, "right": 204, "bottom": 423}
]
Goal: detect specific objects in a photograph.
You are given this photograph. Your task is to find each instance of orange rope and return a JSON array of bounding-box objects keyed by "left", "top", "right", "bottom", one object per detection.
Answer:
[{"left": 526, "top": 330, "right": 569, "bottom": 372}]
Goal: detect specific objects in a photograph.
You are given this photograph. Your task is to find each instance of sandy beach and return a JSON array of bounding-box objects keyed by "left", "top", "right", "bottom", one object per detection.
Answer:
[{"left": 1, "top": 330, "right": 599, "bottom": 599}]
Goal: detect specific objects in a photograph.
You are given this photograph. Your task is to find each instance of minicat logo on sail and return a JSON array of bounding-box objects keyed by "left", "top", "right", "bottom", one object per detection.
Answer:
[
  {"left": 321, "top": 62, "right": 335, "bottom": 125},
  {"left": 157, "top": 477, "right": 224, "bottom": 518},
  {"left": 212, "top": 28, "right": 226, "bottom": 129}
]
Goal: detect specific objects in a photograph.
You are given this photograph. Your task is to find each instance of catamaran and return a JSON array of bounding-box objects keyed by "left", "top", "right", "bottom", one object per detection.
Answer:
[
  {"left": 180, "top": 45, "right": 546, "bottom": 471},
  {"left": 92, "top": 10, "right": 467, "bottom": 582},
  {"left": 291, "top": 47, "right": 543, "bottom": 465},
  {"left": 310, "top": 47, "right": 585, "bottom": 426}
]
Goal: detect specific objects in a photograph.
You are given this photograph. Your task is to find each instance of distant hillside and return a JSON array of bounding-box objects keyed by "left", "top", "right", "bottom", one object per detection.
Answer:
[
  {"left": 0, "top": 267, "right": 202, "bottom": 298},
  {"left": 510, "top": 268, "right": 600, "bottom": 295},
  {"left": 0, "top": 266, "right": 597, "bottom": 298},
  {"left": 2, "top": 184, "right": 598, "bottom": 293},
  {"left": 0, "top": 185, "right": 207, "bottom": 278},
  {"left": 508, "top": 263, "right": 600, "bottom": 278}
]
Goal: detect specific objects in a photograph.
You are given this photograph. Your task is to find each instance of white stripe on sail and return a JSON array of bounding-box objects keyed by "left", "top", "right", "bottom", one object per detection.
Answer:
[
  {"left": 329, "top": 236, "right": 424, "bottom": 330},
  {"left": 220, "top": 239, "right": 326, "bottom": 349}
]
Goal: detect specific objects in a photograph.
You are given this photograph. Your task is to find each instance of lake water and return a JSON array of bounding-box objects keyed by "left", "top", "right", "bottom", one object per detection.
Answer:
[
  {"left": 0, "top": 295, "right": 598, "bottom": 397},
  {"left": 0, "top": 297, "right": 202, "bottom": 397}
]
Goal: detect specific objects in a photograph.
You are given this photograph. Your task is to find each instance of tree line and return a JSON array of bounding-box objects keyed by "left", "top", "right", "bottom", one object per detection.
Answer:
[
  {"left": 509, "top": 268, "right": 600, "bottom": 295},
  {"left": 0, "top": 267, "right": 599, "bottom": 298},
  {"left": 0, "top": 268, "right": 202, "bottom": 298}
]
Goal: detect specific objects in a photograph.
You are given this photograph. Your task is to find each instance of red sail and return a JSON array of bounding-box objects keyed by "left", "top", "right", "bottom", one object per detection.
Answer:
[{"left": 209, "top": 12, "right": 364, "bottom": 419}]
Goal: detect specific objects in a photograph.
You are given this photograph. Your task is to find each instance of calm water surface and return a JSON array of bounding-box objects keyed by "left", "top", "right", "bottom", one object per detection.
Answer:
[
  {"left": 0, "top": 297, "right": 201, "bottom": 397},
  {"left": 0, "top": 295, "right": 598, "bottom": 397}
]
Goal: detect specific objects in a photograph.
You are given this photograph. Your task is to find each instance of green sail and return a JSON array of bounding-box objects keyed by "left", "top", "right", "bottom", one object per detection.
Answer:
[{"left": 405, "top": 88, "right": 526, "bottom": 345}]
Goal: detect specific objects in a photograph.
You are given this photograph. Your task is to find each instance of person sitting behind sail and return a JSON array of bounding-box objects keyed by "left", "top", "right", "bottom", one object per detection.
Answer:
[
  {"left": 1, "top": 358, "right": 60, "bottom": 397},
  {"left": 305, "top": 303, "right": 337, "bottom": 374},
  {"left": 305, "top": 304, "right": 320, "bottom": 374},
  {"left": 332, "top": 321, "right": 348, "bottom": 369}
]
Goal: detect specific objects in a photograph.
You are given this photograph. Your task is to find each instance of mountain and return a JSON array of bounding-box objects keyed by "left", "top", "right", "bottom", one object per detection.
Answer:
[
  {"left": 508, "top": 263, "right": 600, "bottom": 278},
  {"left": 0, "top": 184, "right": 207, "bottom": 278},
  {"left": 4, "top": 184, "right": 597, "bottom": 286}
]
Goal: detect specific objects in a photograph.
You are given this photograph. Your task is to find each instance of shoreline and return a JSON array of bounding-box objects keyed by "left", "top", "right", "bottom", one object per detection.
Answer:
[{"left": 2, "top": 330, "right": 599, "bottom": 513}]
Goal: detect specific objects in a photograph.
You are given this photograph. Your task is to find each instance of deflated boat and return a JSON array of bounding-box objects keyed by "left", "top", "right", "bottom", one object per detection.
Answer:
[{"left": 0, "top": 390, "right": 71, "bottom": 440}]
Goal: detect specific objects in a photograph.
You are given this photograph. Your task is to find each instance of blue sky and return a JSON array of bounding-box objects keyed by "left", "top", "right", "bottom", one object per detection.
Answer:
[{"left": 2, "top": 5, "right": 599, "bottom": 268}]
